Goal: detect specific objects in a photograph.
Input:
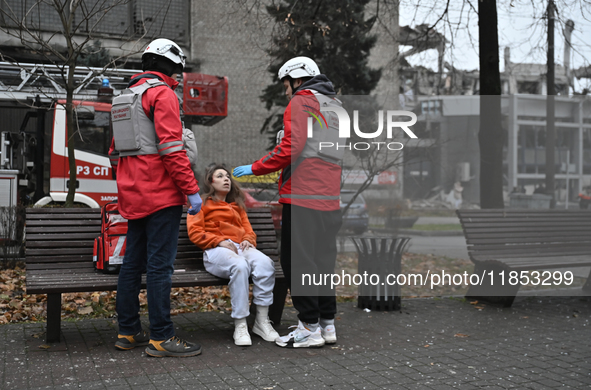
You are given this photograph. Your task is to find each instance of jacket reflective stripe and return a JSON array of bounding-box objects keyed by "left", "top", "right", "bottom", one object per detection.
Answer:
[
  {"left": 158, "top": 145, "right": 183, "bottom": 156},
  {"left": 280, "top": 194, "right": 340, "bottom": 200},
  {"left": 157, "top": 140, "right": 183, "bottom": 150},
  {"left": 262, "top": 146, "right": 281, "bottom": 163}
]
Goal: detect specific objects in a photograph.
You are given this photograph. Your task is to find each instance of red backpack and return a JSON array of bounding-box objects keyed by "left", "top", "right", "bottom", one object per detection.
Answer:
[{"left": 93, "top": 201, "right": 127, "bottom": 274}]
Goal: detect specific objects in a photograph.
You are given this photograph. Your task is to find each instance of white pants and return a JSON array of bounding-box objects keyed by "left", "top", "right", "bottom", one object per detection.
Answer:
[{"left": 204, "top": 241, "right": 275, "bottom": 319}]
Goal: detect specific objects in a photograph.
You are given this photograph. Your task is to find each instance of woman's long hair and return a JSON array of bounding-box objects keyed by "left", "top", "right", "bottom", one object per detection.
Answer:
[{"left": 201, "top": 164, "right": 246, "bottom": 210}]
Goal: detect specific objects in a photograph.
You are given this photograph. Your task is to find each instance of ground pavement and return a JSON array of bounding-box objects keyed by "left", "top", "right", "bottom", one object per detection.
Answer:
[{"left": 1, "top": 295, "right": 590, "bottom": 389}]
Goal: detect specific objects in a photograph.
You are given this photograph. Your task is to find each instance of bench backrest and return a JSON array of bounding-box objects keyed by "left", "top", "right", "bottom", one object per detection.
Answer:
[
  {"left": 26, "top": 207, "right": 279, "bottom": 274},
  {"left": 456, "top": 209, "right": 591, "bottom": 261}
]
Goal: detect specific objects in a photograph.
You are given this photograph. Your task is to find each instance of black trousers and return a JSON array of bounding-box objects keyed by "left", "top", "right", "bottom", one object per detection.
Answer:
[{"left": 281, "top": 204, "right": 342, "bottom": 324}]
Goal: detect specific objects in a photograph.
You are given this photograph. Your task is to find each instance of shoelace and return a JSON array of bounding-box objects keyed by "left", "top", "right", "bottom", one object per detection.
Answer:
[
  {"left": 168, "top": 336, "right": 188, "bottom": 347},
  {"left": 259, "top": 318, "right": 276, "bottom": 332},
  {"left": 284, "top": 323, "right": 306, "bottom": 338},
  {"left": 236, "top": 324, "right": 249, "bottom": 337}
]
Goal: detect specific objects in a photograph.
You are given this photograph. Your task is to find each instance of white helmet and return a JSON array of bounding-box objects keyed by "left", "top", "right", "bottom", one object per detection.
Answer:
[
  {"left": 143, "top": 38, "right": 186, "bottom": 70},
  {"left": 278, "top": 56, "right": 320, "bottom": 80}
]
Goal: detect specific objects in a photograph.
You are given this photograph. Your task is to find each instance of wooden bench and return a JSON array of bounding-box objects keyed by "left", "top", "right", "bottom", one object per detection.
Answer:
[
  {"left": 457, "top": 209, "right": 591, "bottom": 306},
  {"left": 26, "top": 207, "right": 287, "bottom": 342}
]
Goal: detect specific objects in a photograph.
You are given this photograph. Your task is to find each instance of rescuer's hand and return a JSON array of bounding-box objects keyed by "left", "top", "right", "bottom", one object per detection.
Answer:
[
  {"left": 233, "top": 165, "right": 253, "bottom": 177},
  {"left": 187, "top": 193, "right": 203, "bottom": 215}
]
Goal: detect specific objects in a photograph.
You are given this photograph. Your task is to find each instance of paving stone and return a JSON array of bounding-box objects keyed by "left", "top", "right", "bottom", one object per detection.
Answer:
[{"left": 0, "top": 296, "right": 589, "bottom": 389}]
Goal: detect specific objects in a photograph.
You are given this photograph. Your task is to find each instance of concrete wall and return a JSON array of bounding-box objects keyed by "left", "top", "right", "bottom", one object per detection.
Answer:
[{"left": 190, "top": 0, "right": 274, "bottom": 176}]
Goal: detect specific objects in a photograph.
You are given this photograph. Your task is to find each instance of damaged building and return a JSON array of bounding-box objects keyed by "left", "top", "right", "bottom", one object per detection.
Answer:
[{"left": 400, "top": 21, "right": 591, "bottom": 207}]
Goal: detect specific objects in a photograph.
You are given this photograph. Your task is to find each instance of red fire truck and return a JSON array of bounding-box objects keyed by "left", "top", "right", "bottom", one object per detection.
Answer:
[{"left": 0, "top": 62, "right": 228, "bottom": 208}]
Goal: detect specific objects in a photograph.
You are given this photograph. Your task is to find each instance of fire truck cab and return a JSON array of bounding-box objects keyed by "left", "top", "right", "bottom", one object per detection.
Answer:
[{"left": 34, "top": 100, "right": 116, "bottom": 208}]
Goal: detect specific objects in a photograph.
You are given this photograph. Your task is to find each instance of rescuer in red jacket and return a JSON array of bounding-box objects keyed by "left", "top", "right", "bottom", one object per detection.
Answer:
[
  {"left": 234, "top": 57, "right": 342, "bottom": 348},
  {"left": 109, "top": 38, "right": 202, "bottom": 357}
]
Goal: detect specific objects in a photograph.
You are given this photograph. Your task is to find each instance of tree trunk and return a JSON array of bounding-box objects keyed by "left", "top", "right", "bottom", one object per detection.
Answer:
[
  {"left": 478, "top": 0, "right": 504, "bottom": 209},
  {"left": 545, "top": 0, "right": 556, "bottom": 206},
  {"left": 64, "top": 62, "right": 77, "bottom": 207}
]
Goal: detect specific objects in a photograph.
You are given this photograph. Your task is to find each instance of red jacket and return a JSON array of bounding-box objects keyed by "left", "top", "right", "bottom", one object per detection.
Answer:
[
  {"left": 186, "top": 198, "right": 257, "bottom": 250},
  {"left": 252, "top": 85, "right": 341, "bottom": 211},
  {"left": 109, "top": 72, "right": 199, "bottom": 220}
]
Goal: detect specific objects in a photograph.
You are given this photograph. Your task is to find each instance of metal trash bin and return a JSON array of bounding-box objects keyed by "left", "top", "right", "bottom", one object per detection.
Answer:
[{"left": 351, "top": 236, "right": 411, "bottom": 311}]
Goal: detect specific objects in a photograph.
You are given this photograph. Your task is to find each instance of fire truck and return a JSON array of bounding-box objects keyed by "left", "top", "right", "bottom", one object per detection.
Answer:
[{"left": 0, "top": 61, "right": 228, "bottom": 208}]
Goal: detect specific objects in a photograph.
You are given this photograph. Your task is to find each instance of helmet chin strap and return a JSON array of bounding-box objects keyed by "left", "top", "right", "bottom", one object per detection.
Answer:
[
  {"left": 289, "top": 78, "right": 297, "bottom": 94},
  {"left": 289, "top": 78, "right": 304, "bottom": 94}
]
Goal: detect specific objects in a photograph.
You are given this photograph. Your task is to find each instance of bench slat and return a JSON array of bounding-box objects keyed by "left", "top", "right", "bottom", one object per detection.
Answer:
[
  {"left": 27, "top": 220, "right": 102, "bottom": 227},
  {"left": 26, "top": 265, "right": 285, "bottom": 294},
  {"left": 465, "top": 235, "right": 591, "bottom": 245},
  {"left": 461, "top": 226, "right": 591, "bottom": 234},
  {"left": 26, "top": 226, "right": 102, "bottom": 234},
  {"left": 26, "top": 214, "right": 101, "bottom": 220},
  {"left": 464, "top": 230, "right": 590, "bottom": 239},
  {"left": 461, "top": 221, "right": 591, "bottom": 229},
  {"left": 468, "top": 241, "right": 591, "bottom": 251},
  {"left": 474, "top": 256, "right": 591, "bottom": 270}
]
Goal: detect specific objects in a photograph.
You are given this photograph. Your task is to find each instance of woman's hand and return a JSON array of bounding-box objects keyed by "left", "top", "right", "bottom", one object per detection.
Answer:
[
  {"left": 239, "top": 240, "right": 254, "bottom": 252},
  {"left": 218, "top": 241, "right": 238, "bottom": 254}
]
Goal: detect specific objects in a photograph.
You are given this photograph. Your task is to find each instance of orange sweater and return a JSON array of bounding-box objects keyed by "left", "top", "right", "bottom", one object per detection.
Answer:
[{"left": 186, "top": 198, "right": 257, "bottom": 250}]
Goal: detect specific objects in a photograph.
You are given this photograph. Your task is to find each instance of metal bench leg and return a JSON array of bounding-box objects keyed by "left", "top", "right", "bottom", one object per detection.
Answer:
[
  {"left": 46, "top": 293, "right": 61, "bottom": 343},
  {"left": 269, "top": 278, "right": 288, "bottom": 325},
  {"left": 465, "top": 263, "right": 520, "bottom": 307}
]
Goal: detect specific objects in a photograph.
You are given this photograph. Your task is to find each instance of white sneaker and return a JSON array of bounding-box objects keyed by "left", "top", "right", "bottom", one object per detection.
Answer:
[
  {"left": 233, "top": 323, "right": 252, "bottom": 346},
  {"left": 252, "top": 318, "right": 280, "bottom": 342},
  {"left": 321, "top": 324, "right": 337, "bottom": 344},
  {"left": 275, "top": 320, "right": 325, "bottom": 348}
]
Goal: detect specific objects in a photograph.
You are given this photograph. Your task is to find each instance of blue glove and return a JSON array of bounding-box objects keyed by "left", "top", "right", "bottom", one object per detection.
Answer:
[
  {"left": 187, "top": 193, "right": 203, "bottom": 215},
  {"left": 233, "top": 165, "right": 253, "bottom": 177}
]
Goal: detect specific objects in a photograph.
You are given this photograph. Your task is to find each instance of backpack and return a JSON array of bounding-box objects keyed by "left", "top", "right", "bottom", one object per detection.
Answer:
[
  {"left": 182, "top": 127, "right": 199, "bottom": 178},
  {"left": 93, "top": 201, "right": 127, "bottom": 274},
  {"left": 299, "top": 90, "right": 345, "bottom": 163}
]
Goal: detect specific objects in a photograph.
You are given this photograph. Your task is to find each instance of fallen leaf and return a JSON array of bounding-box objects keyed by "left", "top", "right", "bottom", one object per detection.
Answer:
[
  {"left": 424, "top": 345, "right": 430, "bottom": 347},
  {"left": 454, "top": 333, "right": 469, "bottom": 338},
  {"left": 469, "top": 301, "right": 478, "bottom": 305},
  {"left": 38, "top": 344, "right": 51, "bottom": 350},
  {"left": 9, "top": 300, "right": 22, "bottom": 309},
  {"left": 77, "top": 306, "right": 93, "bottom": 315}
]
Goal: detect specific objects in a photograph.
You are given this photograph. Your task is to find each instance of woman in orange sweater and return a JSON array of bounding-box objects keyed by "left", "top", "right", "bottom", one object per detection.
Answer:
[{"left": 187, "top": 165, "right": 279, "bottom": 346}]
